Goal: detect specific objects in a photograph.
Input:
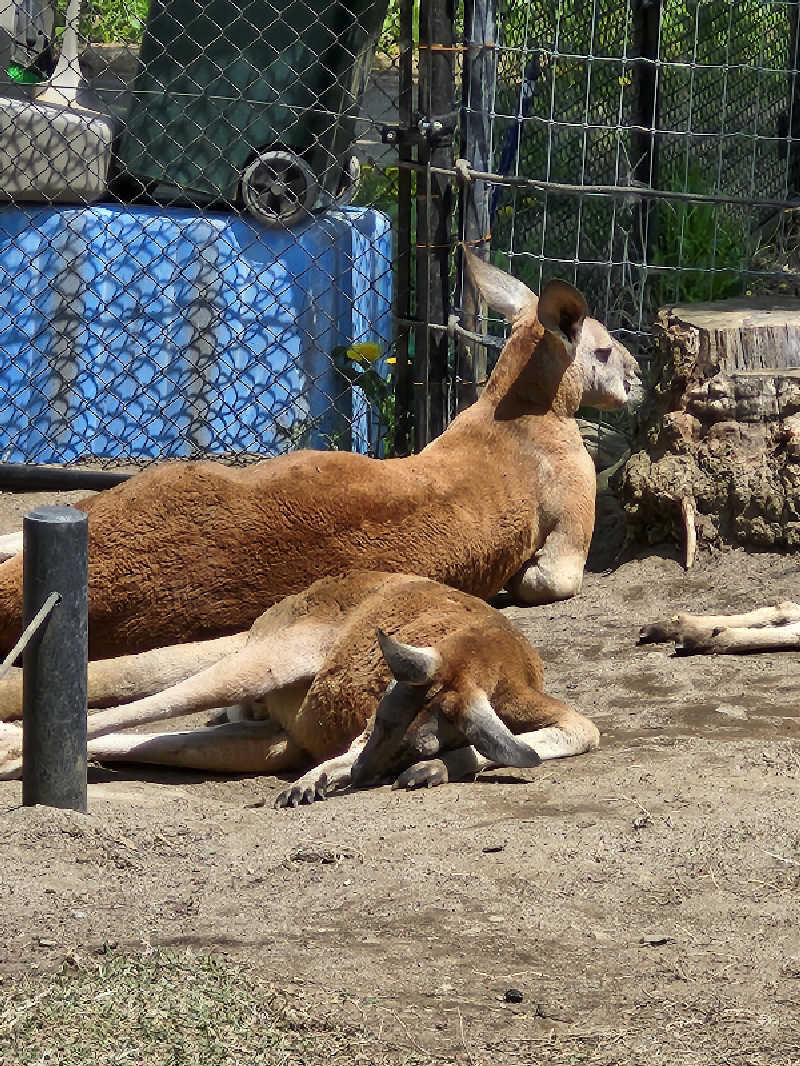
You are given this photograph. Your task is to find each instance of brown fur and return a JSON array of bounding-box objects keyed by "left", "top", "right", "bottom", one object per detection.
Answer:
[
  {"left": 0, "top": 571, "right": 599, "bottom": 789},
  {"left": 0, "top": 256, "right": 636, "bottom": 659},
  {"left": 271, "top": 573, "right": 560, "bottom": 762}
]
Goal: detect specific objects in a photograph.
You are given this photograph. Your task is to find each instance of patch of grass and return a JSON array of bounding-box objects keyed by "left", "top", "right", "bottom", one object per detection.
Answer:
[
  {"left": 0, "top": 950, "right": 437, "bottom": 1066},
  {"left": 651, "top": 163, "right": 749, "bottom": 306}
]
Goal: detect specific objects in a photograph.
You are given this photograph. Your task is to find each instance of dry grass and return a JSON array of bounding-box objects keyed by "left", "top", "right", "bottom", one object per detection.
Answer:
[
  {"left": 3, "top": 947, "right": 798, "bottom": 1066},
  {"left": 0, "top": 949, "right": 440, "bottom": 1066}
]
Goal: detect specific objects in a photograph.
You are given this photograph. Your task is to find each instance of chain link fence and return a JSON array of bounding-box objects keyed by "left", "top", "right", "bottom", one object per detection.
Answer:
[
  {"left": 0, "top": 0, "right": 398, "bottom": 469},
  {"left": 0, "top": 0, "right": 797, "bottom": 471}
]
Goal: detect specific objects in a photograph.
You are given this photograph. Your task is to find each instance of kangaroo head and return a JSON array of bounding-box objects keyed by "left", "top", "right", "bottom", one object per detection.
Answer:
[
  {"left": 462, "top": 245, "right": 638, "bottom": 412},
  {"left": 577, "top": 329, "right": 640, "bottom": 411},
  {"left": 349, "top": 627, "right": 541, "bottom": 788}
]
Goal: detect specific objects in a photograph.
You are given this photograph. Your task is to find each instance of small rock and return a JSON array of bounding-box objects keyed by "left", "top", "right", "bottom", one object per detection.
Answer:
[
  {"left": 37, "top": 938, "right": 57, "bottom": 948},
  {"left": 714, "top": 704, "right": 748, "bottom": 720},
  {"left": 641, "top": 933, "right": 672, "bottom": 946},
  {"left": 504, "top": 988, "right": 524, "bottom": 1003},
  {"left": 290, "top": 844, "right": 352, "bottom": 864},
  {"left": 482, "top": 842, "right": 506, "bottom": 853},
  {"left": 290, "top": 847, "right": 336, "bottom": 864}
]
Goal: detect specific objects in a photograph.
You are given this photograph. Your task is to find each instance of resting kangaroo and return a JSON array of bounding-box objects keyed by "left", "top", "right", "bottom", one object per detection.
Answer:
[
  {"left": 0, "top": 572, "right": 599, "bottom": 800},
  {"left": 0, "top": 250, "right": 637, "bottom": 659}
]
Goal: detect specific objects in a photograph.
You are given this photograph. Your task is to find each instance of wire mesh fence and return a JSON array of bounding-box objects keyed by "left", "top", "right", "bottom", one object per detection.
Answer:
[
  {"left": 0, "top": 0, "right": 798, "bottom": 471},
  {"left": 444, "top": 0, "right": 800, "bottom": 461},
  {"left": 458, "top": 0, "right": 800, "bottom": 350}
]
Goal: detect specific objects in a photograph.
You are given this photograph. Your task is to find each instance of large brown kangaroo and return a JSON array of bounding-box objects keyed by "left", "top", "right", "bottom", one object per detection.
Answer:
[{"left": 0, "top": 249, "right": 637, "bottom": 658}]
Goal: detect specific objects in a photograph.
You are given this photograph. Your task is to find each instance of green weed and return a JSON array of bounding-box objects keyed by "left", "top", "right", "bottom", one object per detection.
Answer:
[{"left": 650, "top": 165, "right": 748, "bottom": 306}]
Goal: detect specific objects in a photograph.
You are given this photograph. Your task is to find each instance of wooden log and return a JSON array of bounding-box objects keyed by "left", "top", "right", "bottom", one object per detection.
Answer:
[
  {"left": 616, "top": 298, "right": 800, "bottom": 550},
  {"left": 656, "top": 298, "right": 800, "bottom": 375}
]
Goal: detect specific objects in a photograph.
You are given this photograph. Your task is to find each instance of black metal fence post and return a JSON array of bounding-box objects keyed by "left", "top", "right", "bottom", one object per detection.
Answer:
[
  {"left": 784, "top": 2, "right": 800, "bottom": 197},
  {"left": 415, "top": 0, "right": 456, "bottom": 449},
  {"left": 393, "top": 0, "right": 415, "bottom": 458},
  {"left": 456, "top": 0, "right": 496, "bottom": 413},
  {"left": 22, "top": 506, "right": 89, "bottom": 812},
  {"left": 632, "top": 0, "right": 662, "bottom": 265}
]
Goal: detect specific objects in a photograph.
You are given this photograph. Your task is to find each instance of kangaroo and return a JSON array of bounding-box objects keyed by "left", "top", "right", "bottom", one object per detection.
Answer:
[
  {"left": 0, "top": 571, "right": 599, "bottom": 800},
  {"left": 0, "top": 250, "right": 637, "bottom": 659}
]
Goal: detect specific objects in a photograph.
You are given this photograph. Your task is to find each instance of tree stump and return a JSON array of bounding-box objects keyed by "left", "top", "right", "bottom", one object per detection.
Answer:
[{"left": 616, "top": 298, "right": 800, "bottom": 550}]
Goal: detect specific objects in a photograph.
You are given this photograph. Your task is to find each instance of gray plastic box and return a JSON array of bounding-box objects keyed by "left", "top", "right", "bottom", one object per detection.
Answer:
[{"left": 0, "top": 94, "right": 115, "bottom": 202}]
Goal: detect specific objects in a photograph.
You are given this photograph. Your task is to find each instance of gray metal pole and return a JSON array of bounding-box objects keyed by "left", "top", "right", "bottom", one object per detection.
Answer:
[{"left": 22, "top": 505, "right": 88, "bottom": 812}]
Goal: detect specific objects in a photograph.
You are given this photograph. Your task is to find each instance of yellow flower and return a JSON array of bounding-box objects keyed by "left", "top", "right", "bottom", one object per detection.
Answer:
[{"left": 346, "top": 342, "right": 382, "bottom": 363}]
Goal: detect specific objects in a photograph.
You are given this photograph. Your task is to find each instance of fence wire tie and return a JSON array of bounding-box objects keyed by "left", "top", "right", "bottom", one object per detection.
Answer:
[
  {"left": 462, "top": 231, "right": 493, "bottom": 246},
  {"left": 425, "top": 316, "right": 505, "bottom": 350},
  {"left": 0, "top": 592, "right": 61, "bottom": 684},
  {"left": 454, "top": 158, "right": 472, "bottom": 184}
]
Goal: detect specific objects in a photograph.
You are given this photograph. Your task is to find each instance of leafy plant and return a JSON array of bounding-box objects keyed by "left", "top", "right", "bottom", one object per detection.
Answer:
[
  {"left": 273, "top": 414, "right": 316, "bottom": 451},
  {"left": 54, "top": 0, "right": 147, "bottom": 43},
  {"left": 353, "top": 165, "right": 401, "bottom": 225},
  {"left": 376, "top": 0, "right": 420, "bottom": 57},
  {"left": 63, "top": 0, "right": 406, "bottom": 49},
  {"left": 333, "top": 342, "right": 396, "bottom": 457}
]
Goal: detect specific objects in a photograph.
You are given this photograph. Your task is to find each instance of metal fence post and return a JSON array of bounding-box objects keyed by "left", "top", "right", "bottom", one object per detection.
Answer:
[
  {"left": 632, "top": 0, "right": 662, "bottom": 265},
  {"left": 415, "top": 0, "right": 456, "bottom": 449},
  {"left": 392, "top": 0, "right": 415, "bottom": 459},
  {"left": 785, "top": 3, "right": 800, "bottom": 197},
  {"left": 22, "top": 506, "right": 89, "bottom": 812},
  {"left": 456, "top": 0, "right": 496, "bottom": 414}
]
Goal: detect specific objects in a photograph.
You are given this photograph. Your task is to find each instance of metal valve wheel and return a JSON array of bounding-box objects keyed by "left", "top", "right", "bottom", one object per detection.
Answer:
[{"left": 241, "top": 148, "right": 319, "bottom": 228}]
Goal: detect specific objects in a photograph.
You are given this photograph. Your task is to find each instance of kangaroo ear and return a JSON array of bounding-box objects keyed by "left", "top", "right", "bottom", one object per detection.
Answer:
[
  {"left": 457, "top": 688, "right": 541, "bottom": 769},
  {"left": 376, "top": 628, "right": 441, "bottom": 686},
  {"left": 461, "top": 243, "right": 537, "bottom": 323},
  {"left": 536, "top": 279, "right": 588, "bottom": 347}
]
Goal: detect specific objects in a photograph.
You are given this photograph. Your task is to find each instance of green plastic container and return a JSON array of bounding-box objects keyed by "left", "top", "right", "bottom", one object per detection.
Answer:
[{"left": 116, "top": 0, "right": 388, "bottom": 226}]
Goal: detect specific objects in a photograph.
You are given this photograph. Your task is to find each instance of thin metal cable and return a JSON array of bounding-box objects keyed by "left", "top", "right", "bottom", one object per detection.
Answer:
[{"left": 0, "top": 592, "right": 61, "bottom": 684}]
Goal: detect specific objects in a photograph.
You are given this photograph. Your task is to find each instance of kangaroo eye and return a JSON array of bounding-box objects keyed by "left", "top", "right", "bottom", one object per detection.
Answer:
[{"left": 595, "top": 347, "right": 612, "bottom": 364}]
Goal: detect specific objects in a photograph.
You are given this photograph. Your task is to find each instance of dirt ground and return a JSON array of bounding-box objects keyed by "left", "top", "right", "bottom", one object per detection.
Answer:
[{"left": 0, "top": 486, "right": 799, "bottom": 1064}]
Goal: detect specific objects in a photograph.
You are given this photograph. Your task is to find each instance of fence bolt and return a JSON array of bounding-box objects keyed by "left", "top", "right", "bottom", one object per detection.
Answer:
[{"left": 22, "top": 506, "right": 89, "bottom": 812}]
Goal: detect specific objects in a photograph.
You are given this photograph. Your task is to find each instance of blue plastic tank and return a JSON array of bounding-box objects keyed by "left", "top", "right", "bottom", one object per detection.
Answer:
[{"left": 0, "top": 203, "right": 392, "bottom": 463}]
